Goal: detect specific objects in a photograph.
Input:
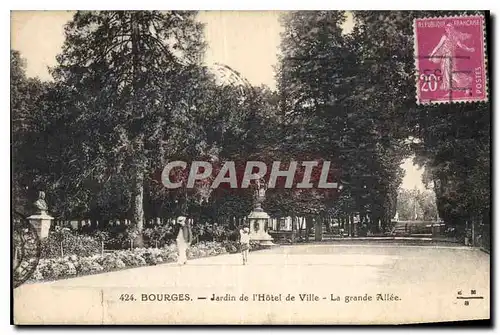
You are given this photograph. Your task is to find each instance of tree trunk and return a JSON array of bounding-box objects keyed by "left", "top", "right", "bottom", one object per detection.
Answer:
[
  {"left": 212, "top": 221, "right": 216, "bottom": 242},
  {"left": 132, "top": 174, "right": 144, "bottom": 230},
  {"left": 374, "top": 214, "right": 381, "bottom": 233},
  {"left": 482, "top": 209, "right": 490, "bottom": 250},
  {"left": 327, "top": 216, "right": 333, "bottom": 234},
  {"left": 298, "top": 217, "right": 304, "bottom": 239},
  {"left": 314, "top": 216, "right": 323, "bottom": 242},
  {"left": 471, "top": 217, "right": 476, "bottom": 247},
  {"left": 353, "top": 215, "right": 358, "bottom": 237},
  {"left": 132, "top": 159, "right": 145, "bottom": 247},
  {"left": 349, "top": 214, "right": 354, "bottom": 237},
  {"left": 305, "top": 217, "right": 312, "bottom": 242},
  {"left": 129, "top": 13, "right": 145, "bottom": 247},
  {"left": 297, "top": 217, "right": 301, "bottom": 238},
  {"left": 296, "top": 216, "right": 301, "bottom": 239}
]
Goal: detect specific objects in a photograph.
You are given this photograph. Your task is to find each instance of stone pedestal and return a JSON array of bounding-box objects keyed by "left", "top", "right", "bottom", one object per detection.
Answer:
[
  {"left": 28, "top": 212, "right": 53, "bottom": 239},
  {"left": 248, "top": 209, "right": 274, "bottom": 246}
]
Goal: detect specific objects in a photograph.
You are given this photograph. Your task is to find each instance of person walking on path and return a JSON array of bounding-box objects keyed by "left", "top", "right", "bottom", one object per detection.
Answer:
[
  {"left": 240, "top": 227, "right": 250, "bottom": 265},
  {"left": 174, "top": 216, "right": 192, "bottom": 265}
]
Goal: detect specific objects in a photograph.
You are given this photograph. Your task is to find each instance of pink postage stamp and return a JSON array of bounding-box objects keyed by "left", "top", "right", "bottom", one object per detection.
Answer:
[{"left": 414, "top": 15, "right": 487, "bottom": 104}]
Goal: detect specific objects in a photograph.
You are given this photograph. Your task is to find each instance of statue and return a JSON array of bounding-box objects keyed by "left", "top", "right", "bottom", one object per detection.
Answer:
[
  {"left": 247, "top": 177, "right": 274, "bottom": 246},
  {"left": 253, "top": 177, "right": 267, "bottom": 211},
  {"left": 34, "top": 191, "right": 48, "bottom": 215},
  {"left": 28, "top": 190, "right": 53, "bottom": 240}
]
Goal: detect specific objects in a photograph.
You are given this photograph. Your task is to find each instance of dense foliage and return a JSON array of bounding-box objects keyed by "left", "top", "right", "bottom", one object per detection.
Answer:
[{"left": 12, "top": 11, "right": 489, "bottom": 243}]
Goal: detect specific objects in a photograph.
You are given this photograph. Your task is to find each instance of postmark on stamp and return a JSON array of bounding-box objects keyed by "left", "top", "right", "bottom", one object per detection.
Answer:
[{"left": 414, "top": 15, "right": 487, "bottom": 104}]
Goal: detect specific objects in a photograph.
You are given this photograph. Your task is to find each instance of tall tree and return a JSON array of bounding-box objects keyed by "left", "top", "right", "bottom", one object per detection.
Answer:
[
  {"left": 276, "top": 11, "right": 348, "bottom": 216},
  {"left": 11, "top": 50, "right": 48, "bottom": 214},
  {"left": 51, "top": 11, "right": 206, "bottom": 238},
  {"left": 276, "top": 11, "right": 409, "bottom": 232},
  {"left": 351, "top": 10, "right": 490, "bottom": 232}
]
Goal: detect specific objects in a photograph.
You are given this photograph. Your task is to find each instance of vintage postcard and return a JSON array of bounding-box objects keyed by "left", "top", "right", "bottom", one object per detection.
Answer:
[{"left": 11, "top": 10, "right": 490, "bottom": 325}]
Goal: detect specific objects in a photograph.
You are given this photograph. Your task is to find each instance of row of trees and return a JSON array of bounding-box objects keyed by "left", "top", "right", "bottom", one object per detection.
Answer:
[
  {"left": 12, "top": 11, "right": 282, "bottom": 237},
  {"left": 12, "top": 11, "right": 490, "bottom": 242},
  {"left": 278, "top": 10, "right": 489, "bottom": 235}
]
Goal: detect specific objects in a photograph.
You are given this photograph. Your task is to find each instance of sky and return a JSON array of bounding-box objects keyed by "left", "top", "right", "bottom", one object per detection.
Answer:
[{"left": 10, "top": 11, "right": 425, "bottom": 190}]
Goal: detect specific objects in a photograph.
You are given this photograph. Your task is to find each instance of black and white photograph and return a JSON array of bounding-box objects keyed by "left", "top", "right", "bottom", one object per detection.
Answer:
[{"left": 10, "top": 9, "right": 491, "bottom": 325}]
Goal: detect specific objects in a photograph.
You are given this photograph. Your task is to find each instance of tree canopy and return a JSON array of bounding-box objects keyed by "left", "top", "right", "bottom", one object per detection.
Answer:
[{"left": 12, "top": 10, "right": 490, "bottom": 238}]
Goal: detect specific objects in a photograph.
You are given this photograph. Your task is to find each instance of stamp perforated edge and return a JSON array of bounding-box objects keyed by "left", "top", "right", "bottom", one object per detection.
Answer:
[{"left": 413, "top": 14, "right": 489, "bottom": 105}]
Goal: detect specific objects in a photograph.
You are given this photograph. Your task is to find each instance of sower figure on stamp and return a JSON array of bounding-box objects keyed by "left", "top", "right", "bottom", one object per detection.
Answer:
[
  {"left": 429, "top": 23, "right": 475, "bottom": 96},
  {"left": 239, "top": 226, "right": 250, "bottom": 265},
  {"left": 174, "top": 216, "right": 192, "bottom": 265}
]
